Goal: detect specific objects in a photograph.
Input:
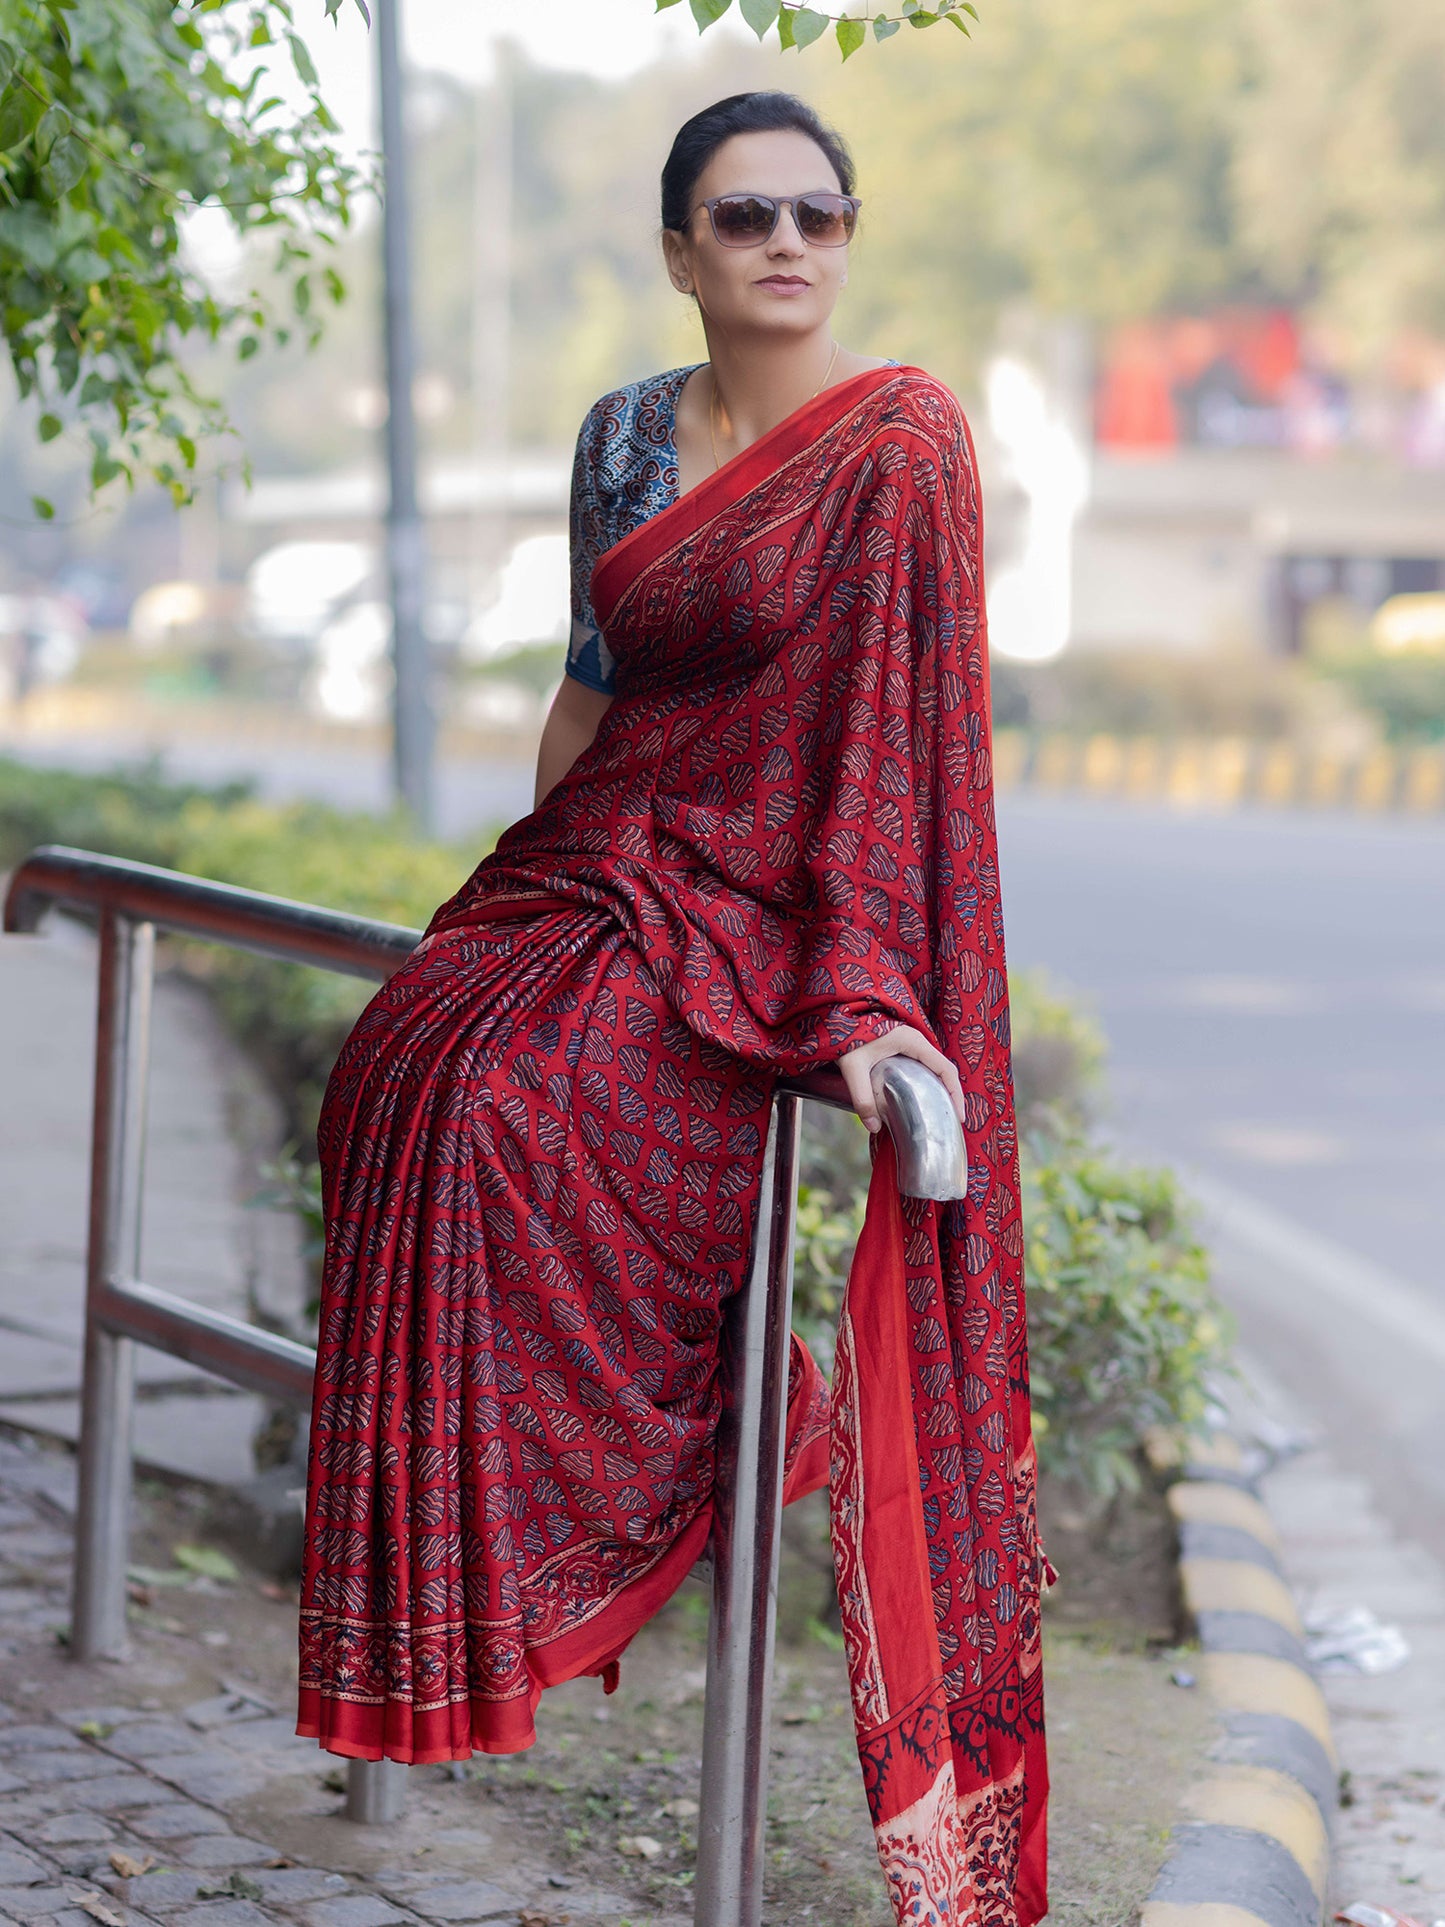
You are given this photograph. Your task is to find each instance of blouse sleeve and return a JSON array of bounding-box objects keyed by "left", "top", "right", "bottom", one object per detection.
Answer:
[{"left": 565, "top": 400, "right": 619, "bottom": 696}]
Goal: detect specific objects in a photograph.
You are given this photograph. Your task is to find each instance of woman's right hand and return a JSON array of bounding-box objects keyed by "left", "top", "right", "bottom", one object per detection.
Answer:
[{"left": 836, "top": 1024, "right": 967, "bottom": 1135}]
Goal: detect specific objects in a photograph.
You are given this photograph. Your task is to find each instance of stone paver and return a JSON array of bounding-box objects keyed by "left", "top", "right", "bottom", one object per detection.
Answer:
[
  {"left": 298, "top": 1897, "right": 412, "bottom": 1927},
  {"left": 0, "top": 1429, "right": 675, "bottom": 1927}
]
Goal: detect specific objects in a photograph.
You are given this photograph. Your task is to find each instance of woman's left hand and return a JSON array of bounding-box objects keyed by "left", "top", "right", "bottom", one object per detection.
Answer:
[{"left": 836, "top": 1024, "right": 967, "bottom": 1135}]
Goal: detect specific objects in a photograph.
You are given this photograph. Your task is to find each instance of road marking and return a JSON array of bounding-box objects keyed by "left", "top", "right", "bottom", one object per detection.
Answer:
[
  {"left": 1207, "top": 1125, "right": 1348, "bottom": 1168},
  {"left": 1185, "top": 1167, "right": 1445, "bottom": 1368}
]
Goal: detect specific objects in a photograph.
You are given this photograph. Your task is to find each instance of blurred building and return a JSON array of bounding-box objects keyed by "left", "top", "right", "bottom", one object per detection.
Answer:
[{"left": 1077, "top": 309, "right": 1445, "bottom": 654}]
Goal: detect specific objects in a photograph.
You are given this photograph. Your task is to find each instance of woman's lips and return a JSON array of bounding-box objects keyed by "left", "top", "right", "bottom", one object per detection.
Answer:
[{"left": 755, "top": 276, "right": 811, "bottom": 293}]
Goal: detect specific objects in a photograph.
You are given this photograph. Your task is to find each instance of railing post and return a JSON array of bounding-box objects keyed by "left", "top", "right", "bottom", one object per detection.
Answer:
[
  {"left": 71, "top": 909, "right": 155, "bottom": 1661},
  {"left": 346, "top": 1758, "right": 409, "bottom": 1823},
  {"left": 694, "top": 1091, "right": 803, "bottom": 1927}
]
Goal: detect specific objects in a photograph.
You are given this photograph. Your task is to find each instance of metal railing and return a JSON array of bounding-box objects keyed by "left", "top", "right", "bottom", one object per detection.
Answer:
[{"left": 3, "top": 844, "right": 967, "bottom": 1926}]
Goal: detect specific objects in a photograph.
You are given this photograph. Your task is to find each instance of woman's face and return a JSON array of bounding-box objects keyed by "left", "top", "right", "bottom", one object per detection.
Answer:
[{"left": 664, "top": 128, "right": 850, "bottom": 337}]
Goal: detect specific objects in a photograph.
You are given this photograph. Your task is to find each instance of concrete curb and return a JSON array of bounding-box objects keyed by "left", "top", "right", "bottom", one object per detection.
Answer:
[
  {"left": 1142, "top": 1431, "right": 1338, "bottom": 1927},
  {"left": 994, "top": 728, "right": 1445, "bottom": 815}
]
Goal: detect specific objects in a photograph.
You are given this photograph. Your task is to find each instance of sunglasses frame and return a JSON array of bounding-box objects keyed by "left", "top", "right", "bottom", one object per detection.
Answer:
[{"left": 689, "top": 191, "right": 863, "bottom": 249}]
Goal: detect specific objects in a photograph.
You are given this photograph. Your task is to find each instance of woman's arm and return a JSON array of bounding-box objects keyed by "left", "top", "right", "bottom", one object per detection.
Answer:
[{"left": 534, "top": 676, "right": 614, "bottom": 808}]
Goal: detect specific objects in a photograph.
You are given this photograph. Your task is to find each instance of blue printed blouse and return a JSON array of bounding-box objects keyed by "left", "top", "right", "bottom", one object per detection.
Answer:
[{"left": 565, "top": 359, "right": 900, "bottom": 695}]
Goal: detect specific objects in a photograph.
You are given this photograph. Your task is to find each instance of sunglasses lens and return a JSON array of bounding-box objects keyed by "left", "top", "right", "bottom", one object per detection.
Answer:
[
  {"left": 711, "top": 196, "right": 778, "bottom": 246},
  {"left": 797, "top": 194, "right": 855, "bottom": 244}
]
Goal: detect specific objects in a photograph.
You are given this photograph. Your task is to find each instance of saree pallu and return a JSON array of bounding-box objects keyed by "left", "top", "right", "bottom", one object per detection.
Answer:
[{"left": 298, "top": 364, "right": 1047, "bottom": 1925}]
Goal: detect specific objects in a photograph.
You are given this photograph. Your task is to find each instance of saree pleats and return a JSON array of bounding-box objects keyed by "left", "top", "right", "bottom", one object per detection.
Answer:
[
  {"left": 300, "top": 363, "right": 1047, "bottom": 1923},
  {"left": 298, "top": 901, "right": 828, "bottom": 1762}
]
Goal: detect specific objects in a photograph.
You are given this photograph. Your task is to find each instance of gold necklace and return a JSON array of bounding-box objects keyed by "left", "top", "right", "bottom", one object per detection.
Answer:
[{"left": 709, "top": 339, "right": 842, "bottom": 472}]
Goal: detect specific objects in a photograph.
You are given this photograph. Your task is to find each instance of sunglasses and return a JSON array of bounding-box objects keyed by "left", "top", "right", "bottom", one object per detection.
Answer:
[{"left": 689, "top": 191, "right": 861, "bottom": 249}]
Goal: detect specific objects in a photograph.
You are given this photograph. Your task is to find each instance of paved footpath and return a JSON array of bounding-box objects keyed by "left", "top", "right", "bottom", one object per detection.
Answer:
[
  {"left": 0, "top": 920, "right": 307, "bottom": 1486},
  {"left": 0, "top": 1431, "right": 675, "bottom": 1927},
  {"left": 1240, "top": 1357, "right": 1445, "bottom": 1912}
]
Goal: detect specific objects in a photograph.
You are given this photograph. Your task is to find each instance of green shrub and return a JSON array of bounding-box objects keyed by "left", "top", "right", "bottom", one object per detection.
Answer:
[
  {"left": 1310, "top": 647, "right": 1445, "bottom": 744},
  {"left": 0, "top": 755, "right": 484, "bottom": 1137},
  {"left": 0, "top": 755, "right": 253, "bottom": 871},
  {"left": 1022, "top": 1132, "right": 1227, "bottom": 1496},
  {"left": 1009, "top": 968, "right": 1106, "bottom": 1134},
  {"left": 996, "top": 647, "right": 1308, "bottom": 740}
]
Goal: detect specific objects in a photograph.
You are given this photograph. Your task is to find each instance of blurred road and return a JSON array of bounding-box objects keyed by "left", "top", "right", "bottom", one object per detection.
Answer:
[
  {"left": 997, "top": 793, "right": 1445, "bottom": 1563},
  {"left": 997, "top": 794, "right": 1443, "bottom": 1292}
]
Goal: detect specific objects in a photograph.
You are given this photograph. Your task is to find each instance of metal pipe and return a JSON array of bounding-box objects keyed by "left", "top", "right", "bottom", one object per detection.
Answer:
[
  {"left": 71, "top": 911, "right": 154, "bottom": 1662},
  {"left": 346, "top": 1758, "right": 409, "bottom": 1824},
  {"left": 873, "top": 1056, "right": 969, "bottom": 1200},
  {"left": 694, "top": 1092, "right": 802, "bottom": 1927},
  {"left": 377, "top": 0, "right": 435, "bottom": 831},
  {"left": 94, "top": 1277, "right": 316, "bottom": 1406},
  {"left": 771, "top": 1057, "right": 968, "bottom": 1199},
  {"left": 4, "top": 847, "right": 419, "bottom": 980}
]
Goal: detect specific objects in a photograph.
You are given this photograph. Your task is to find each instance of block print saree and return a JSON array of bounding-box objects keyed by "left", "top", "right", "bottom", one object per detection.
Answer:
[{"left": 297, "top": 363, "right": 1048, "bottom": 1925}]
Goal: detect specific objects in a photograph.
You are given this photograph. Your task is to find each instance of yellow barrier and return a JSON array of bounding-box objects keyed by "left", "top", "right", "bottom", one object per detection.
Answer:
[{"left": 990, "top": 730, "right": 1445, "bottom": 815}]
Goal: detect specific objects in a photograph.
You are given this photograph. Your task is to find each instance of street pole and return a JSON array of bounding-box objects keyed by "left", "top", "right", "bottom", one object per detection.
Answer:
[
  {"left": 376, "top": 0, "right": 434, "bottom": 830},
  {"left": 471, "top": 41, "right": 513, "bottom": 614}
]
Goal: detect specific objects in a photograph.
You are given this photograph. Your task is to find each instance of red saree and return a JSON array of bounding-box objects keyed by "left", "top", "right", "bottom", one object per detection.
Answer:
[{"left": 298, "top": 364, "right": 1047, "bottom": 1924}]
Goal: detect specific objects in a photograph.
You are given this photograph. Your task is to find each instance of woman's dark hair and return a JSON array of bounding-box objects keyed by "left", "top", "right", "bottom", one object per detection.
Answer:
[{"left": 660, "top": 91, "right": 856, "bottom": 233}]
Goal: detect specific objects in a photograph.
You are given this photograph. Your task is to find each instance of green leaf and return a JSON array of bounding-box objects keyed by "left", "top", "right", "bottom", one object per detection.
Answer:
[
  {"left": 287, "top": 31, "right": 318, "bottom": 88},
  {"left": 38, "top": 412, "right": 62, "bottom": 441},
  {"left": 873, "top": 13, "right": 900, "bottom": 37},
  {"left": 945, "top": 10, "right": 969, "bottom": 29},
  {"left": 836, "top": 15, "right": 866, "bottom": 57},
  {"left": 0, "top": 83, "right": 45, "bottom": 155},
  {"left": 688, "top": 0, "right": 731, "bottom": 26},
  {"left": 790, "top": 6, "right": 829, "bottom": 46},
  {"left": 907, "top": 8, "right": 940, "bottom": 24},
  {"left": 777, "top": 4, "right": 796, "bottom": 45},
  {"left": 654, "top": 0, "right": 687, "bottom": 9},
  {"left": 172, "top": 1542, "right": 240, "bottom": 1583},
  {"left": 46, "top": 132, "right": 87, "bottom": 195},
  {"left": 35, "top": 103, "right": 68, "bottom": 157},
  {"left": 739, "top": 0, "right": 781, "bottom": 35},
  {"left": 31, "top": 495, "right": 54, "bottom": 520},
  {"left": 0, "top": 205, "right": 60, "bottom": 271}
]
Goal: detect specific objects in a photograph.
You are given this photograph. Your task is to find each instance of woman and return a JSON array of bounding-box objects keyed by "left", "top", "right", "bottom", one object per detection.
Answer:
[{"left": 298, "top": 90, "right": 1048, "bottom": 1927}]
